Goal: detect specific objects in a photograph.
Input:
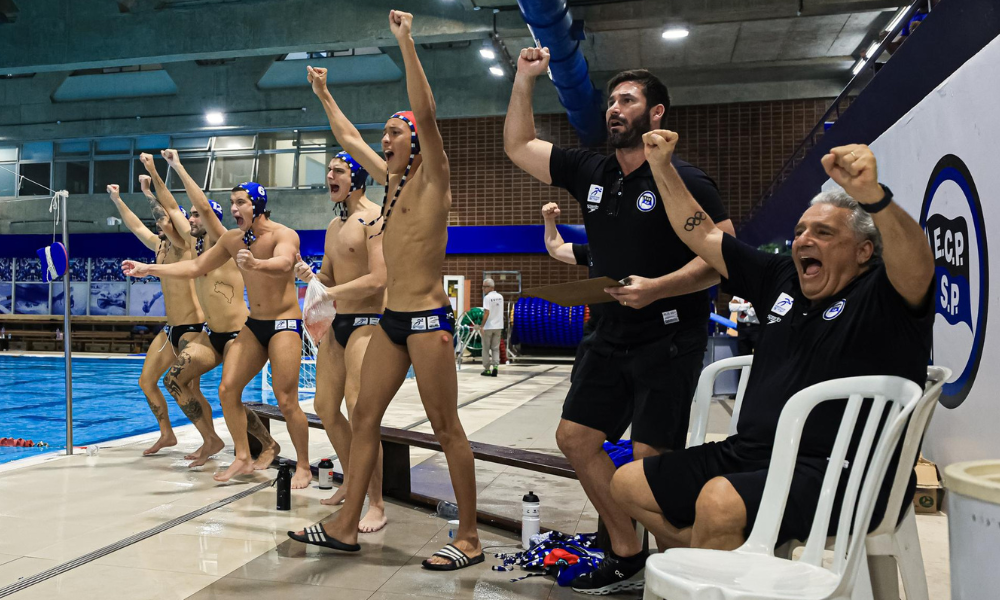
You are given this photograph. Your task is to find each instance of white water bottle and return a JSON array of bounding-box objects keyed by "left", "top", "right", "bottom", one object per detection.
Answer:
[{"left": 521, "top": 491, "right": 540, "bottom": 549}]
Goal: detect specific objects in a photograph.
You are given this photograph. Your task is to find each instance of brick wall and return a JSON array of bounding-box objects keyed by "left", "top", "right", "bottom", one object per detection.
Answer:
[{"left": 439, "top": 98, "right": 834, "bottom": 299}]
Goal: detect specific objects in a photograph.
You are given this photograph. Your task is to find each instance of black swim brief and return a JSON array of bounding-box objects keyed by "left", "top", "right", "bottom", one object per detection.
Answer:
[
  {"left": 379, "top": 306, "right": 455, "bottom": 346},
  {"left": 245, "top": 317, "right": 302, "bottom": 348},
  {"left": 165, "top": 323, "right": 205, "bottom": 350},
  {"left": 205, "top": 326, "right": 240, "bottom": 357},
  {"left": 332, "top": 313, "right": 382, "bottom": 348}
]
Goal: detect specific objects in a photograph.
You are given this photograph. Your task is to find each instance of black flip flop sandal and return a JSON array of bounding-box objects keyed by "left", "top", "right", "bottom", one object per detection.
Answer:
[
  {"left": 287, "top": 524, "right": 361, "bottom": 552},
  {"left": 421, "top": 543, "right": 485, "bottom": 571}
]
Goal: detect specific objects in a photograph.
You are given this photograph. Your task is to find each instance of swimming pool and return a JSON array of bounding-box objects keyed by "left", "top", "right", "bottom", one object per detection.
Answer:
[{"left": 0, "top": 354, "right": 281, "bottom": 465}]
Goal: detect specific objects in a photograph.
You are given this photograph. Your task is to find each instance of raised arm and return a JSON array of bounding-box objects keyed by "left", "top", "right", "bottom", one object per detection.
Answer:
[
  {"left": 821, "top": 145, "right": 934, "bottom": 308},
  {"left": 541, "top": 203, "right": 577, "bottom": 264},
  {"left": 390, "top": 11, "right": 448, "bottom": 183},
  {"left": 162, "top": 149, "right": 226, "bottom": 241},
  {"left": 504, "top": 47, "right": 555, "bottom": 184},
  {"left": 122, "top": 233, "right": 233, "bottom": 280},
  {"left": 307, "top": 67, "right": 387, "bottom": 184},
  {"left": 327, "top": 230, "right": 386, "bottom": 301},
  {"left": 237, "top": 227, "right": 298, "bottom": 274},
  {"left": 107, "top": 184, "right": 159, "bottom": 251},
  {"left": 642, "top": 130, "right": 729, "bottom": 278},
  {"left": 139, "top": 153, "right": 190, "bottom": 245}
]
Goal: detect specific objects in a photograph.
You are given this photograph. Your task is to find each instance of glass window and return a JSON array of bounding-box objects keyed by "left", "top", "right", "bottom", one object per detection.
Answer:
[
  {"left": 56, "top": 140, "right": 91, "bottom": 157},
  {"left": 96, "top": 138, "right": 132, "bottom": 155},
  {"left": 21, "top": 142, "right": 53, "bottom": 162},
  {"left": 133, "top": 156, "right": 168, "bottom": 191},
  {"left": 298, "top": 130, "right": 336, "bottom": 148},
  {"left": 93, "top": 160, "right": 131, "bottom": 194},
  {"left": 166, "top": 156, "right": 209, "bottom": 190},
  {"left": 170, "top": 136, "right": 211, "bottom": 151},
  {"left": 53, "top": 161, "right": 90, "bottom": 195},
  {"left": 0, "top": 163, "right": 16, "bottom": 196},
  {"left": 0, "top": 146, "right": 16, "bottom": 162},
  {"left": 298, "top": 152, "right": 335, "bottom": 188},
  {"left": 135, "top": 135, "right": 169, "bottom": 150},
  {"left": 210, "top": 156, "right": 254, "bottom": 190},
  {"left": 257, "top": 153, "right": 295, "bottom": 188},
  {"left": 213, "top": 135, "right": 255, "bottom": 151},
  {"left": 18, "top": 163, "right": 51, "bottom": 195},
  {"left": 258, "top": 131, "right": 297, "bottom": 150}
]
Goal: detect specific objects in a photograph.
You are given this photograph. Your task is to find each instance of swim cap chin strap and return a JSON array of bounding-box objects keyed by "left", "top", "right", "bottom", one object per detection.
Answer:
[
  {"left": 237, "top": 182, "right": 268, "bottom": 246},
  {"left": 361, "top": 112, "right": 419, "bottom": 238}
]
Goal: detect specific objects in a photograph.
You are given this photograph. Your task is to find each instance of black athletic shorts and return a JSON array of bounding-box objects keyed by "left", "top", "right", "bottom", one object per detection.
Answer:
[
  {"left": 166, "top": 323, "right": 204, "bottom": 350},
  {"left": 380, "top": 306, "right": 454, "bottom": 346},
  {"left": 563, "top": 326, "right": 706, "bottom": 449},
  {"left": 206, "top": 327, "right": 240, "bottom": 357},
  {"left": 332, "top": 313, "right": 382, "bottom": 348},
  {"left": 245, "top": 317, "right": 302, "bottom": 348},
  {"left": 642, "top": 436, "right": 916, "bottom": 546}
]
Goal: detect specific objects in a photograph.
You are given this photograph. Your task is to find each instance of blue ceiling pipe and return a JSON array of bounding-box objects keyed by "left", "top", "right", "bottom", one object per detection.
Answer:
[{"left": 516, "top": 0, "right": 606, "bottom": 146}]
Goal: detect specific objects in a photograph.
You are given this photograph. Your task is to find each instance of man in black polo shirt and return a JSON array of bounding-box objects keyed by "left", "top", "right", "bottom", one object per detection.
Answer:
[
  {"left": 506, "top": 46, "right": 735, "bottom": 594},
  {"left": 610, "top": 132, "right": 934, "bottom": 556}
]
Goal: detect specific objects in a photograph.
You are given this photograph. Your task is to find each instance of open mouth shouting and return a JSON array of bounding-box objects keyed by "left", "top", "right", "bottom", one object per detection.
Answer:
[{"left": 799, "top": 256, "right": 822, "bottom": 278}]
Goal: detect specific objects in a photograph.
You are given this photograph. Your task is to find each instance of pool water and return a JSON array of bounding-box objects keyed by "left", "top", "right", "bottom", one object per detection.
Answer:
[{"left": 0, "top": 355, "right": 288, "bottom": 464}]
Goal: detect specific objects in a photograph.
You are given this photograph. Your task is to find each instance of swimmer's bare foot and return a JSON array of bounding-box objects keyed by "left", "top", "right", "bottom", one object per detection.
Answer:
[
  {"left": 142, "top": 433, "right": 177, "bottom": 456},
  {"left": 291, "top": 465, "right": 312, "bottom": 489},
  {"left": 320, "top": 486, "right": 348, "bottom": 506},
  {"left": 252, "top": 441, "right": 280, "bottom": 470},
  {"left": 423, "top": 536, "right": 482, "bottom": 567},
  {"left": 188, "top": 437, "right": 225, "bottom": 468},
  {"left": 184, "top": 444, "right": 205, "bottom": 461},
  {"left": 358, "top": 504, "right": 388, "bottom": 533},
  {"left": 213, "top": 457, "right": 255, "bottom": 482}
]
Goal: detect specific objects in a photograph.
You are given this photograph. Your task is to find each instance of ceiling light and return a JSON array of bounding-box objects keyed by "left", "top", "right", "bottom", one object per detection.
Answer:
[
  {"left": 661, "top": 28, "right": 689, "bottom": 40},
  {"left": 205, "top": 111, "right": 225, "bottom": 125},
  {"left": 489, "top": 65, "right": 504, "bottom": 77}
]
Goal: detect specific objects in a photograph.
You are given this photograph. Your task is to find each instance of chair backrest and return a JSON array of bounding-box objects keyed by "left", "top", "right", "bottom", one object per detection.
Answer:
[
  {"left": 867, "top": 365, "right": 951, "bottom": 536},
  {"left": 739, "top": 376, "right": 924, "bottom": 593},
  {"left": 688, "top": 355, "right": 753, "bottom": 448}
]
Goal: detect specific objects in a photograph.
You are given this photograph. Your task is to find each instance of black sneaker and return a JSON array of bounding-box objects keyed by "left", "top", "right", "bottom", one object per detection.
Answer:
[
  {"left": 490, "top": 368, "right": 498, "bottom": 377},
  {"left": 480, "top": 369, "right": 491, "bottom": 376},
  {"left": 570, "top": 550, "right": 646, "bottom": 595}
]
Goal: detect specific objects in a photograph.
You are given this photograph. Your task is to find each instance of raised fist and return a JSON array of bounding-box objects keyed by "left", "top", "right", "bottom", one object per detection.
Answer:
[
  {"left": 236, "top": 249, "right": 257, "bottom": 271},
  {"left": 821, "top": 145, "right": 883, "bottom": 204},
  {"left": 107, "top": 184, "right": 121, "bottom": 200},
  {"left": 139, "top": 152, "right": 155, "bottom": 172},
  {"left": 389, "top": 10, "right": 413, "bottom": 40},
  {"left": 161, "top": 149, "right": 180, "bottom": 167},
  {"left": 306, "top": 66, "right": 328, "bottom": 96},
  {"left": 138, "top": 174, "right": 152, "bottom": 193},
  {"left": 541, "top": 202, "right": 561, "bottom": 220},
  {"left": 517, "top": 47, "right": 550, "bottom": 78},
  {"left": 642, "top": 129, "right": 679, "bottom": 170}
]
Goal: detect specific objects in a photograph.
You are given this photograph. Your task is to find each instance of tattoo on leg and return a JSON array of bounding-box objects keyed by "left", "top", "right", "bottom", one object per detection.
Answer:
[
  {"left": 146, "top": 397, "right": 167, "bottom": 423},
  {"left": 246, "top": 410, "right": 273, "bottom": 444},
  {"left": 684, "top": 211, "right": 707, "bottom": 232},
  {"left": 179, "top": 399, "right": 205, "bottom": 422},
  {"left": 177, "top": 338, "right": 190, "bottom": 354}
]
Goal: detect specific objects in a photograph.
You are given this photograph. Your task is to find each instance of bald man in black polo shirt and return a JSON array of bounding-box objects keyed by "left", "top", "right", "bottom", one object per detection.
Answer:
[
  {"left": 506, "top": 48, "right": 736, "bottom": 594},
  {"left": 611, "top": 132, "right": 934, "bottom": 556}
]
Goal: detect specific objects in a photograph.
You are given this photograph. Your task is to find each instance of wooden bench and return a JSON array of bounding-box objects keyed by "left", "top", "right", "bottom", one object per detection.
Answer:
[{"left": 245, "top": 402, "right": 577, "bottom": 533}]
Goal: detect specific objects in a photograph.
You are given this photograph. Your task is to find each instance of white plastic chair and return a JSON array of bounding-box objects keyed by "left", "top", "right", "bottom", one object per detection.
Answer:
[
  {"left": 688, "top": 355, "right": 753, "bottom": 448},
  {"left": 776, "top": 366, "right": 950, "bottom": 600},
  {"left": 644, "top": 375, "right": 925, "bottom": 600}
]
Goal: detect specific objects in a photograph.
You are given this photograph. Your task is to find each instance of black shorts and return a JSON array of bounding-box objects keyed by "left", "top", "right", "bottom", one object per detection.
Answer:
[
  {"left": 380, "top": 306, "right": 455, "bottom": 346},
  {"left": 166, "top": 323, "right": 204, "bottom": 350},
  {"left": 563, "top": 327, "right": 706, "bottom": 449},
  {"left": 332, "top": 313, "right": 382, "bottom": 348},
  {"left": 206, "top": 327, "right": 240, "bottom": 357},
  {"left": 245, "top": 317, "right": 302, "bottom": 348},
  {"left": 642, "top": 436, "right": 915, "bottom": 546}
]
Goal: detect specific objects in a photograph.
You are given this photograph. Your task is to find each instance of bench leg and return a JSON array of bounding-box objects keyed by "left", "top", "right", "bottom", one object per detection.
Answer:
[
  {"left": 248, "top": 417, "right": 270, "bottom": 460},
  {"left": 380, "top": 440, "right": 411, "bottom": 501}
]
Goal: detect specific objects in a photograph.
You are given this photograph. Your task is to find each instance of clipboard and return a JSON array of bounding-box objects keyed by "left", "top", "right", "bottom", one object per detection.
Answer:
[{"left": 521, "top": 277, "right": 624, "bottom": 307}]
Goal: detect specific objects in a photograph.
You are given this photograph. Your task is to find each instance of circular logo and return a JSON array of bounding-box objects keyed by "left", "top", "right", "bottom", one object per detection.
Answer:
[
  {"left": 637, "top": 191, "right": 656, "bottom": 212},
  {"left": 919, "top": 154, "right": 989, "bottom": 409},
  {"left": 823, "top": 299, "right": 846, "bottom": 321},
  {"left": 919, "top": 495, "right": 934, "bottom": 509}
]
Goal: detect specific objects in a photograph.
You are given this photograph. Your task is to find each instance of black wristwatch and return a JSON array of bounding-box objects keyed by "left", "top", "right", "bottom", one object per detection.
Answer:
[{"left": 859, "top": 184, "right": 893, "bottom": 214}]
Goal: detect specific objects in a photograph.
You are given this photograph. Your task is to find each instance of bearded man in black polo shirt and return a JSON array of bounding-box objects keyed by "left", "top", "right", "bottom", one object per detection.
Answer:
[
  {"left": 505, "top": 46, "right": 735, "bottom": 594},
  {"left": 610, "top": 131, "right": 934, "bottom": 557}
]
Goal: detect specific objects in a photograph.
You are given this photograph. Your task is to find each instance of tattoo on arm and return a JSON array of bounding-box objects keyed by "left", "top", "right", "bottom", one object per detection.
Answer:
[{"left": 684, "top": 211, "right": 707, "bottom": 232}]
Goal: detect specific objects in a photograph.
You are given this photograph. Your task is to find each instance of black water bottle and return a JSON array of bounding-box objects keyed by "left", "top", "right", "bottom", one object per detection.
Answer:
[{"left": 276, "top": 459, "right": 292, "bottom": 511}]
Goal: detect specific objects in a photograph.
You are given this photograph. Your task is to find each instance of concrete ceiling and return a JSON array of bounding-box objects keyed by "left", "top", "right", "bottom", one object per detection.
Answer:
[{"left": 0, "top": 0, "right": 901, "bottom": 141}]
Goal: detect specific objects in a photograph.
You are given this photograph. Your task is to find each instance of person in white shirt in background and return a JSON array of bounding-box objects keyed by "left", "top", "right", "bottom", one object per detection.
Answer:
[
  {"left": 479, "top": 279, "right": 504, "bottom": 377},
  {"left": 728, "top": 295, "right": 760, "bottom": 356}
]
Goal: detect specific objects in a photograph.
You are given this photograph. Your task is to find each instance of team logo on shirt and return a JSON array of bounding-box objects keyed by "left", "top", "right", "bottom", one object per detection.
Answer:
[
  {"left": 636, "top": 191, "right": 657, "bottom": 212},
  {"left": 823, "top": 299, "right": 846, "bottom": 321},
  {"left": 587, "top": 184, "right": 604, "bottom": 204},
  {"left": 920, "top": 154, "right": 989, "bottom": 409},
  {"left": 770, "top": 292, "right": 794, "bottom": 316}
]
